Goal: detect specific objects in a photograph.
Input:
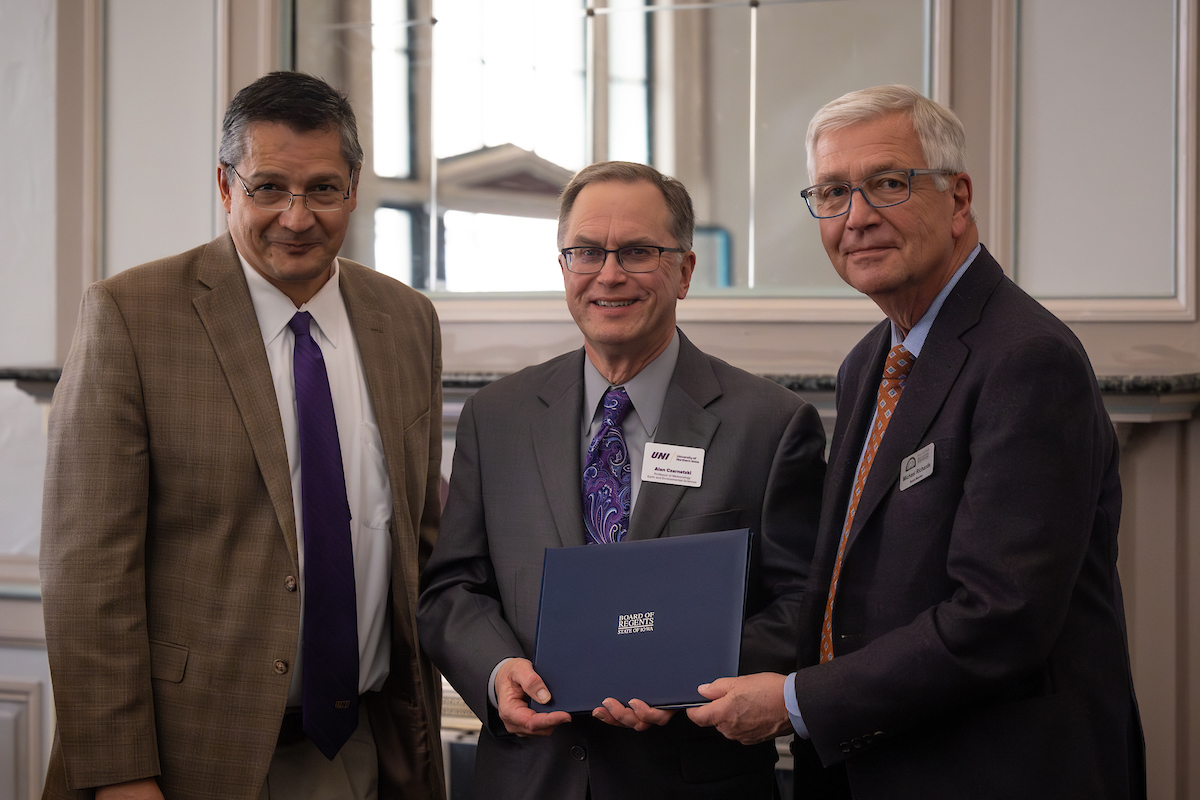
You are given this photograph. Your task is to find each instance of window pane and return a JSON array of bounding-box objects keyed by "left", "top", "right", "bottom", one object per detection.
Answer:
[
  {"left": 372, "top": 0, "right": 411, "bottom": 178},
  {"left": 375, "top": 206, "right": 414, "bottom": 285},
  {"left": 434, "top": 0, "right": 586, "bottom": 171},
  {"left": 1015, "top": 0, "right": 1175, "bottom": 297},
  {"left": 443, "top": 211, "right": 562, "bottom": 292},
  {"left": 608, "top": 0, "right": 650, "bottom": 165}
]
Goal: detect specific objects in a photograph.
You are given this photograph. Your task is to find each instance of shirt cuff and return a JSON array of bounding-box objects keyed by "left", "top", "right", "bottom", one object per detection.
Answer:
[
  {"left": 488, "top": 658, "right": 513, "bottom": 708},
  {"left": 785, "top": 672, "right": 810, "bottom": 740}
]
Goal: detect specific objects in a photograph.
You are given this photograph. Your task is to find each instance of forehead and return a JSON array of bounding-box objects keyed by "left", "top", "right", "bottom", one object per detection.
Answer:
[
  {"left": 237, "top": 121, "right": 350, "bottom": 178},
  {"left": 565, "top": 180, "right": 673, "bottom": 241},
  {"left": 812, "top": 113, "right": 926, "bottom": 182}
]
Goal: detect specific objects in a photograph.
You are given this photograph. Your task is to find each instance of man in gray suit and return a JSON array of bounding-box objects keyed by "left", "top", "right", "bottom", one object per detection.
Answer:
[{"left": 417, "top": 161, "right": 826, "bottom": 799}]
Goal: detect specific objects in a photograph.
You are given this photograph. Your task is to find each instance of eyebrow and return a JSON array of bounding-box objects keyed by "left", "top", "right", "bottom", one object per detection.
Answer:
[
  {"left": 814, "top": 163, "right": 906, "bottom": 184},
  {"left": 566, "top": 235, "right": 662, "bottom": 248},
  {"left": 244, "top": 170, "right": 349, "bottom": 187}
]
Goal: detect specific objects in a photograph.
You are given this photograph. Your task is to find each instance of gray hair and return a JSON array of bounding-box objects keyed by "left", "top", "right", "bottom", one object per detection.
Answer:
[
  {"left": 806, "top": 85, "right": 967, "bottom": 191},
  {"left": 557, "top": 161, "right": 695, "bottom": 251},
  {"left": 218, "top": 71, "right": 363, "bottom": 187}
]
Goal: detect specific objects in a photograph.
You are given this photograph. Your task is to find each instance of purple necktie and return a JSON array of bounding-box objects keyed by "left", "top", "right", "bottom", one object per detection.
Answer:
[
  {"left": 583, "top": 387, "right": 634, "bottom": 544},
  {"left": 289, "top": 312, "right": 359, "bottom": 759}
]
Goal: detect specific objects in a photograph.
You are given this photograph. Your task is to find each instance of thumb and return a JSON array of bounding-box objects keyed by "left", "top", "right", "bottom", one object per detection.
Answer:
[
  {"left": 515, "top": 664, "right": 552, "bottom": 705},
  {"left": 696, "top": 676, "right": 735, "bottom": 700}
]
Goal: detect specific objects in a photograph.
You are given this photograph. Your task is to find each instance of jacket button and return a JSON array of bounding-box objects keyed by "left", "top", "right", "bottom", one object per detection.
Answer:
[
  {"left": 273, "top": 660, "right": 289, "bottom": 674},
  {"left": 570, "top": 745, "right": 586, "bottom": 761},
  {"left": 284, "top": 576, "right": 298, "bottom": 592},
  {"left": 851, "top": 737, "right": 863, "bottom": 749},
  {"left": 839, "top": 741, "right": 852, "bottom": 753}
]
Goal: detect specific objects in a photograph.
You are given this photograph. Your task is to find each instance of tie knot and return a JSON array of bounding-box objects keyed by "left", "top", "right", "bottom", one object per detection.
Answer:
[
  {"left": 884, "top": 344, "right": 914, "bottom": 382},
  {"left": 289, "top": 311, "right": 313, "bottom": 338},
  {"left": 601, "top": 387, "right": 634, "bottom": 427}
]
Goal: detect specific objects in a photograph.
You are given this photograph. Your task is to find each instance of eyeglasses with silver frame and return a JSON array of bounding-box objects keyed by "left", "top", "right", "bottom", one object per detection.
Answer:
[
  {"left": 800, "top": 168, "right": 956, "bottom": 219},
  {"left": 228, "top": 165, "right": 352, "bottom": 213},
  {"left": 560, "top": 245, "right": 686, "bottom": 274}
]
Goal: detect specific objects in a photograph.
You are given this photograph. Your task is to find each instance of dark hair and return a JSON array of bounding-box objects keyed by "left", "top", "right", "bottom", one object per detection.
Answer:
[
  {"left": 557, "top": 161, "right": 695, "bottom": 251},
  {"left": 218, "top": 71, "right": 363, "bottom": 186}
]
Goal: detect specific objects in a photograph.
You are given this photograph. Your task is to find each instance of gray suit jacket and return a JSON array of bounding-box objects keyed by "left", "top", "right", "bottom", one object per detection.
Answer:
[
  {"left": 418, "top": 332, "right": 826, "bottom": 800},
  {"left": 41, "top": 234, "right": 446, "bottom": 800}
]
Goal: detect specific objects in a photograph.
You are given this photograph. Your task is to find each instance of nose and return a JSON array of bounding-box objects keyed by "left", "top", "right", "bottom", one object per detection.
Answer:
[
  {"left": 843, "top": 187, "right": 880, "bottom": 228},
  {"left": 595, "top": 250, "right": 627, "bottom": 284},
  {"left": 277, "top": 197, "right": 316, "bottom": 230}
]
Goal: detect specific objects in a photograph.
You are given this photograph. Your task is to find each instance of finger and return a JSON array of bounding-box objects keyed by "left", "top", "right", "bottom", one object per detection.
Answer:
[
  {"left": 686, "top": 698, "right": 724, "bottom": 728},
  {"left": 503, "top": 706, "right": 571, "bottom": 737},
  {"left": 599, "top": 698, "right": 650, "bottom": 730},
  {"left": 628, "top": 698, "right": 676, "bottom": 726}
]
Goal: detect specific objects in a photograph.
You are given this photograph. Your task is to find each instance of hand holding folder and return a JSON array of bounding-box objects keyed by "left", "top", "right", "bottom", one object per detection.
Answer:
[{"left": 494, "top": 657, "right": 571, "bottom": 737}]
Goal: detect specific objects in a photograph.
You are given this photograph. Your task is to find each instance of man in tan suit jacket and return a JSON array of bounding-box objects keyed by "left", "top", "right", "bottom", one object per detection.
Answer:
[{"left": 40, "top": 73, "right": 444, "bottom": 800}]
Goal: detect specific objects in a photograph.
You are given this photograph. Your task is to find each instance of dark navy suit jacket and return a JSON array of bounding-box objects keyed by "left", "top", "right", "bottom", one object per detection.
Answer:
[{"left": 792, "top": 248, "right": 1146, "bottom": 800}]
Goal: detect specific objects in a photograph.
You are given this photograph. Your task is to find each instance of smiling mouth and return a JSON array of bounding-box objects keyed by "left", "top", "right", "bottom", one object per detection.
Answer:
[
  {"left": 846, "top": 245, "right": 893, "bottom": 256},
  {"left": 595, "top": 299, "right": 636, "bottom": 307}
]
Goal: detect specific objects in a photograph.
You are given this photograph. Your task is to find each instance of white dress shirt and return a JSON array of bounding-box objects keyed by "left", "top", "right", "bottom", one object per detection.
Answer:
[{"left": 239, "top": 254, "right": 393, "bottom": 705}]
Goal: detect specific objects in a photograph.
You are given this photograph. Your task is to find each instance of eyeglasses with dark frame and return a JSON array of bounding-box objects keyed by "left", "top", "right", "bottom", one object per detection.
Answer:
[
  {"left": 800, "top": 168, "right": 956, "bottom": 219},
  {"left": 228, "top": 165, "right": 352, "bottom": 213},
  {"left": 560, "top": 245, "right": 686, "bottom": 274}
]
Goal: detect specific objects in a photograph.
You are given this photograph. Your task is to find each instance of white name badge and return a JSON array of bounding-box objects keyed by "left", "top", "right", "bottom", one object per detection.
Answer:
[
  {"left": 899, "top": 443, "right": 935, "bottom": 491},
  {"left": 641, "top": 443, "right": 705, "bottom": 488}
]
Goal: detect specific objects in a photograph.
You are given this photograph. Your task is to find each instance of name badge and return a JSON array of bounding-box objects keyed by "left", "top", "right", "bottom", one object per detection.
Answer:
[
  {"left": 641, "top": 443, "right": 705, "bottom": 487},
  {"left": 899, "top": 443, "right": 934, "bottom": 491}
]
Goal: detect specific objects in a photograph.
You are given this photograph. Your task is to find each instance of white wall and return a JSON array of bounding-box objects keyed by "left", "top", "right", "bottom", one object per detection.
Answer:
[
  {"left": 0, "top": 0, "right": 57, "bottom": 366},
  {"left": 0, "top": 0, "right": 56, "bottom": 558}
]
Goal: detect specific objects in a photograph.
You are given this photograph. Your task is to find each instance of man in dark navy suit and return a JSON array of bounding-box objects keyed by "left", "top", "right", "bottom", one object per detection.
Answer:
[{"left": 688, "top": 85, "right": 1146, "bottom": 800}]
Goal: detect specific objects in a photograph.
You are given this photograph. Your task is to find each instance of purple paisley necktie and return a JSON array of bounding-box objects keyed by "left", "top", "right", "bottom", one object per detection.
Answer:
[
  {"left": 583, "top": 387, "right": 634, "bottom": 544},
  {"left": 289, "top": 311, "right": 359, "bottom": 760}
]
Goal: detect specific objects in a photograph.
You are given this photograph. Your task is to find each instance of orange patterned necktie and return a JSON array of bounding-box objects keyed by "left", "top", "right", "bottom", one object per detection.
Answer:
[{"left": 820, "top": 344, "right": 914, "bottom": 663}]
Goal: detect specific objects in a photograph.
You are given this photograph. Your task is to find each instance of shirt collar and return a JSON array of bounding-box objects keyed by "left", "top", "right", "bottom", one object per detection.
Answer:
[
  {"left": 891, "top": 243, "right": 981, "bottom": 357},
  {"left": 237, "top": 251, "right": 344, "bottom": 348},
  {"left": 583, "top": 330, "right": 681, "bottom": 438}
]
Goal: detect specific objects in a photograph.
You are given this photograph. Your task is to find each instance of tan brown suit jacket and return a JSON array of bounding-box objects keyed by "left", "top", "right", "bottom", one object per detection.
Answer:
[{"left": 40, "top": 233, "right": 445, "bottom": 800}]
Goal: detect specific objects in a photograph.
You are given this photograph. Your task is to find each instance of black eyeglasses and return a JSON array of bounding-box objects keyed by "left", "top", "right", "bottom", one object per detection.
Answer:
[
  {"left": 229, "top": 166, "right": 351, "bottom": 212},
  {"left": 800, "top": 169, "right": 956, "bottom": 219},
  {"left": 560, "top": 245, "right": 686, "bottom": 274}
]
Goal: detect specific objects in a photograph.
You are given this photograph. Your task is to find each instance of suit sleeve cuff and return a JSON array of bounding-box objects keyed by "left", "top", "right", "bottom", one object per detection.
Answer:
[
  {"left": 785, "top": 672, "right": 810, "bottom": 740},
  {"left": 488, "top": 658, "right": 512, "bottom": 708}
]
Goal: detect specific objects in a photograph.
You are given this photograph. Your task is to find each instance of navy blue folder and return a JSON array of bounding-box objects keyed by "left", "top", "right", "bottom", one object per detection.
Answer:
[{"left": 530, "top": 528, "right": 752, "bottom": 714}]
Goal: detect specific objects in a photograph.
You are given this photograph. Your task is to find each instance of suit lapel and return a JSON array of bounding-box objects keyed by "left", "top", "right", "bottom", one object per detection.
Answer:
[
  {"left": 843, "top": 250, "right": 1004, "bottom": 553},
  {"left": 627, "top": 334, "right": 721, "bottom": 541},
  {"left": 532, "top": 351, "right": 590, "bottom": 548},
  {"left": 192, "top": 234, "right": 298, "bottom": 567}
]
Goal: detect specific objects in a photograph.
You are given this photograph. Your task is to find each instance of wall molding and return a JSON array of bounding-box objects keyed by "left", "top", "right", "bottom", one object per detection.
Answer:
[{"left": 0, "top": 680, "right": 43, "bottom": 800}]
